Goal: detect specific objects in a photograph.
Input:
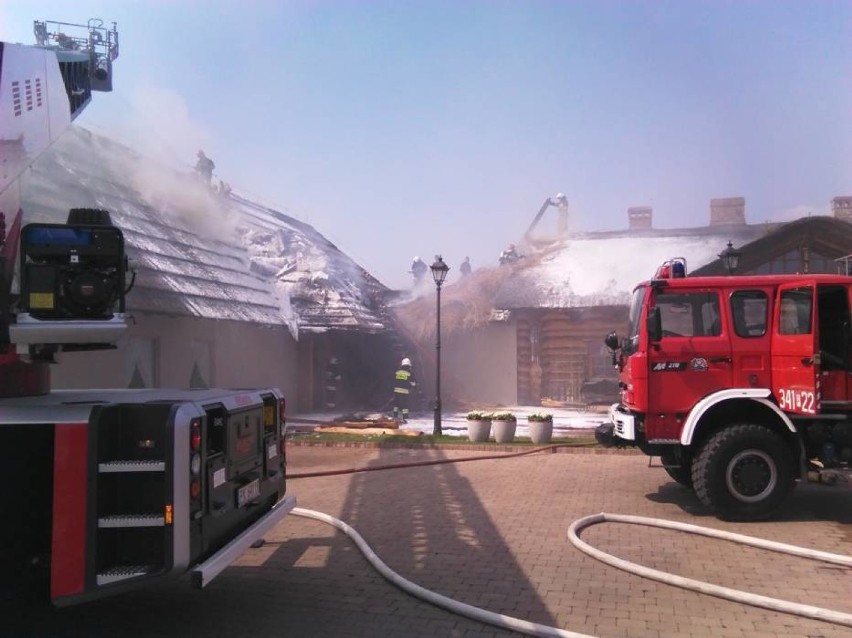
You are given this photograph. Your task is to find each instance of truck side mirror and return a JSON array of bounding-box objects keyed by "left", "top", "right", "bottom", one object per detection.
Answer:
[
  {"left": 647, "top": 307, "right": 662, "bottom": 342},
  {"left": 604, "top": 331, "right": 619, "bottom": 351}
]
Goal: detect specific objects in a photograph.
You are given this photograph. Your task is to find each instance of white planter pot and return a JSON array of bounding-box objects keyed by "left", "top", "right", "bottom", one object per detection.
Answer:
[
  {"left": 528, "top": 421, "right": 553, "bottom": 444},
  {"left": 491, "top": 420, "right": 517, "bottom": 443},
  {"left": 466, "top": 420, "right": 492, "bottom": 443}
]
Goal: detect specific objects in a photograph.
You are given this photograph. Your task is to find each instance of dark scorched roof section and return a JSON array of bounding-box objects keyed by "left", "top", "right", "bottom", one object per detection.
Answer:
[{"left": 691, "top": 215, "right": 852, "bottom": 276}]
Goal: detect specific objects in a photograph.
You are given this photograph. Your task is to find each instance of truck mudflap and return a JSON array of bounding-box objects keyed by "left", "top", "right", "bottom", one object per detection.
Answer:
[{"left": 190, "top": 494, "right": 296, "bottom": 588}]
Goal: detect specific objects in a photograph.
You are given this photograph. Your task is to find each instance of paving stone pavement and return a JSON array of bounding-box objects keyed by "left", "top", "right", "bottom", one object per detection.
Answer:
[{"left": 4, "top": 444, "right": 850, "bottom": 637}]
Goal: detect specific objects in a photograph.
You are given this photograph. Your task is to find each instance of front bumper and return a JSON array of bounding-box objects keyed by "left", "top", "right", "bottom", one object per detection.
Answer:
[
  {"left": 190, "top": 494, "right": 297, "bottom": 588},
  {"left": 595, "top": 404, "right": 637, "bottom": 447}
]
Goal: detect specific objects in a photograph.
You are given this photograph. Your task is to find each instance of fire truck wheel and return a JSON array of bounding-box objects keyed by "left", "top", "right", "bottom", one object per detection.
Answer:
[
  {"left": 692, "top": 424, "right": 796, "bottom": 521},
  {"left": 661, "top": 450, "right": 693, "bottom": 488}
]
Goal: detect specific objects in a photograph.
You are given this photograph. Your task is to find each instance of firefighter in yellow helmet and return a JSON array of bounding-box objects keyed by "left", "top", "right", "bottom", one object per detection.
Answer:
[{"left": 392, "top": 357, "right": 416, "bottom": 424}]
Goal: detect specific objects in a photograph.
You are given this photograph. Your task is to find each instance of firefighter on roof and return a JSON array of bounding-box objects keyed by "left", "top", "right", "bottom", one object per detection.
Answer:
[
  {"left": 195, "top": 149, "right": 215, "bottom": 184},
  {"left": 393, "top": 357, "right": 416, "bottom": 424},
  {"left": 499, "top": 243, "right": 521, "bottom": 265},
  {"left": 410, "top": 256, "right": 427, "bottom": 282}
]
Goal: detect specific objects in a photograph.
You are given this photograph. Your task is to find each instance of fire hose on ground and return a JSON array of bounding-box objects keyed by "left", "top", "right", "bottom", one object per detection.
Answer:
[{"left": 287, "top": 447, "right": 852, "bottom": 637}]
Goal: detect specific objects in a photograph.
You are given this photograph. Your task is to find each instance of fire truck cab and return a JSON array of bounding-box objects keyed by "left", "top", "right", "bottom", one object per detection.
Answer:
[{"left": 597, "top": 258, "right": 852, "bottom": 520}]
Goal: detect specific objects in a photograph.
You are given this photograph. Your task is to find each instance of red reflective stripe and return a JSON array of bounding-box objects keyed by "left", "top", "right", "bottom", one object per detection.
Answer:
[
  {"left": 0, "top": 354, "right": 50, "bottom": 398},
  {"left": 51, "top": 423, "right": 88, "bottom": 599}
]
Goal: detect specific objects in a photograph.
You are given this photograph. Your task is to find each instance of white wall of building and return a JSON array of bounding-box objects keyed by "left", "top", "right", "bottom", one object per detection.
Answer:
[
  {"left": 50, "top": 313, "right": 298, "bottom": 399},
  {"left": 440, "top": 322, "right": 517, "bottom": 406}
]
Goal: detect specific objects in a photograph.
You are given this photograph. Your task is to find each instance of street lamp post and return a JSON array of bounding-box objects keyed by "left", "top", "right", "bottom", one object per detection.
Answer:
[
  {"left": 430, "top": 256, "right": 449, "bottom": 436},
  {"left": 719, "top": 240, "right": 742, "bottom": 275}
]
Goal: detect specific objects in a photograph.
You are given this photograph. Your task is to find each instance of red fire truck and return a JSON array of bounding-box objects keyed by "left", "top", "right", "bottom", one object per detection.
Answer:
[
  {"left": 0, "top": 20, "right": 295, "bottom": 605},
  {"left": 596, "top": 257, "right": 852, "bottom": 521}
]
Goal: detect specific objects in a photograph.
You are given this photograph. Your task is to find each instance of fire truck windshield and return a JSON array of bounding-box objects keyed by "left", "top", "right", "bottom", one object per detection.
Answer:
[{"left": 624, "top": 286, "right": 647, "bottom": 355}]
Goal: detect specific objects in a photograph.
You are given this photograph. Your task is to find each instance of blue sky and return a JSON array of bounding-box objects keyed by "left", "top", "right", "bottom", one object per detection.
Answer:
[{"left": 3, "top": 1, "right": 851, "bottom": 289}]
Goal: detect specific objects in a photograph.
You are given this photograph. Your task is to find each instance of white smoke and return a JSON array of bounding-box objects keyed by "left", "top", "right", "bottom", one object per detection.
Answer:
[
  {"left": 79, "top": 82, "right": 239, "bottom": 240},
  {"left": 100, "top": 82, "right": 216, "bottom": 173}
]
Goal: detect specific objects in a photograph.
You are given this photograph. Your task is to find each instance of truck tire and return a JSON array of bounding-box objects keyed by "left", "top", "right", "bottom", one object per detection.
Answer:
[
  {"left": 661, "top": 450, "right": 692, "bottom": 488},
  {"left": 692, "top": 424, "right": 796, "bottom": 521},
  {"left": 67, "top": 208, "right": 113, "bottom": 226}
]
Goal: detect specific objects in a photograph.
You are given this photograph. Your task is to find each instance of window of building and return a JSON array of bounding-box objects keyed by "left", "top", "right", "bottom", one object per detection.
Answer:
[
  {"left": 587, "top": 341, "right": 618, "bottom": 379},
  {"left": 125, "top": 337, "right": 159, "bottom": 388},
  {"left": 752, "top": 247, "right": 837, "bottom": 275},
  {"left": 190, "top": 339, "right": 213, "bottom": 388},
  {"left": 808, "top": 250, "right": 836, "bottom": 274}
]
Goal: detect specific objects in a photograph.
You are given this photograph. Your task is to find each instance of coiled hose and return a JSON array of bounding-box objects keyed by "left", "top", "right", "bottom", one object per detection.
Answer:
[{"left": 568, "top": 513, "right": 852, "bottom": 629}]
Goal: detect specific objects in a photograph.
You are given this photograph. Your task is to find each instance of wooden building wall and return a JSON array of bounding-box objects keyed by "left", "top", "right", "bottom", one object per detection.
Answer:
[{"left": 515, "top": 307, "right": 626, "bottom": 405}]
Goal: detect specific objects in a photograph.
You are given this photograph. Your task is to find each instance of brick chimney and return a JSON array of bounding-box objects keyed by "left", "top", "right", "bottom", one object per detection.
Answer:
[
  {"left": 628, "top": 206, "right": 652, "bottom": 230},
  {"left": 832, "top": 196, "right": 852, "bottom": 222},
  {"left": 709, "top": 197, "right": 746, "bottom": 226}
]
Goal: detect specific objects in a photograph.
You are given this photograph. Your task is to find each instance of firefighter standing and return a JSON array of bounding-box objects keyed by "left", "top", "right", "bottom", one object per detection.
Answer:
[
  {"left": 499, "top": 244, "right": 520, "bottom": 265},
  {"left": 393, "top": 357, "right": 416, "bottom": 424},
  {"left": 195, "top": 150, "right": 215, "bottom": 184},
  {"left": 324, "top": 356, "right": 342, "bottom": 411},
  {"left": 410, "top": 257, "right": 427, "bottom": 283}
]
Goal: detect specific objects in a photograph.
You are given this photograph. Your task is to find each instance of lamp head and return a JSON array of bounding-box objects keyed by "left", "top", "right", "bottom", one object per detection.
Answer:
[
  {"left": 430, "top": 255, "right": 449, "bottom": 285},
  {"left": 718, "top": 240, "right": 742, "bottom": 274}
]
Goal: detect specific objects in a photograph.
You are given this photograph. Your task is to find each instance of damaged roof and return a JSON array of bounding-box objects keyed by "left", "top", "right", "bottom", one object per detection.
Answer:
[
  {"left": 228, "top": 193, "right": 392, "bottom": 333},
  {"left": 21, "top": 126, "right": 392, "bottom": 334},
  {"left": 493, "top": 225, "right": 769, "bottom": 309}
]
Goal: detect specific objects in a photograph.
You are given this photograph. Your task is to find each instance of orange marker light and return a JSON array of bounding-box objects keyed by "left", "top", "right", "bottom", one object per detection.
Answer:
[{"left": 164, "top": 504, "right": 173, "bottom": 526}]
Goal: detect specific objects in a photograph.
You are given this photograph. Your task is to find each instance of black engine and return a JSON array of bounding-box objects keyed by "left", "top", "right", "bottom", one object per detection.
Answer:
[{"left": 19, "top": 215, "right": 126, "bottom": 320}]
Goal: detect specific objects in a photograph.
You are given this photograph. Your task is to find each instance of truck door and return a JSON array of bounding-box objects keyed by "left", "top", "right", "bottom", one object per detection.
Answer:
[
  {"left": 646, "top": 289, "right": 732, "bottom": 438},
  {"left": 728, "top": 289, "right": 771, "bottom": 389},
  {"left": 771, "top": 282, "right": 818, "bottom": 415},
  {"left": 816, "top": 284, "right": 852, "bottom": 408}
]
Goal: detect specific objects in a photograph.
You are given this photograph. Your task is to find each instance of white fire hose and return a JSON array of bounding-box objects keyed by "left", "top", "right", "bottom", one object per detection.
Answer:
[
  {"left": 293, "top": 506, "right": 593, "bottom": 638},
  {"left": 568, "top": 514, "right": 852, "bottom": 629},
  {"left": 291, "top": 507, "right": 852, "bottom": 637}
]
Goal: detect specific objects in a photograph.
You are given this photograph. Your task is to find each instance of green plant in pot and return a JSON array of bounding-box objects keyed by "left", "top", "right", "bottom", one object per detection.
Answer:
[
  {"left": 466, "top": 410, "right": 492, "bottom": 443},
  {"left": 491, "top": 411, "right": 517, "bottom": 443},
  {"left": 527, "top": 412, "right": 554, "bottom": 444}
]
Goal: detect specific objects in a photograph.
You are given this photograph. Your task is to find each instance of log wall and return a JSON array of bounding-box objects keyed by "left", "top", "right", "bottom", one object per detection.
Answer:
[{"left": 516, "top": 307, "right": 626, "bottom": 405}]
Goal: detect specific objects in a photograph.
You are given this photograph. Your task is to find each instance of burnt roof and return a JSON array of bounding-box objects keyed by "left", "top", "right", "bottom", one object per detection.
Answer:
[
  {"left": 494, "top": 224, "right": 767, "bottom": 309},
  {"left": 22, "top": 126, "right": 392, "bottom": 334}
]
